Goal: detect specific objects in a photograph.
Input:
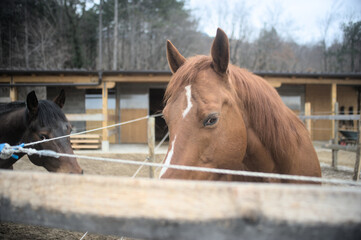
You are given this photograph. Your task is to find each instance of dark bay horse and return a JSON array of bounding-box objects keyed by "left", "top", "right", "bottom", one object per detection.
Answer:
[
  {"left": 160, "top": 28, "right": 321, "bottom": 182},
  {"left": 0, "top": 90, "right": 83, "bottom": 174}
]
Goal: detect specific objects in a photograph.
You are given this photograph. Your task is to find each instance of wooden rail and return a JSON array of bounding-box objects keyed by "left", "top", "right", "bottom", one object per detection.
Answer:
[
  {"left": 299, "top": 114, "right": 360, "bottom": 120},
  {"left": 70, "top": 134, "right": 101, "bottom": 150},
  {"left": 0, "top": 170, "right": 360, "bottom": 240},
  {"left": 301, "top": 102, "right": 361, "bottom": 181},
  {"left": 66, "top": 113, "right": 104, "bottom": 121},
  {"left": 322, "top": 143, "right": 358, "bottom": 152}
]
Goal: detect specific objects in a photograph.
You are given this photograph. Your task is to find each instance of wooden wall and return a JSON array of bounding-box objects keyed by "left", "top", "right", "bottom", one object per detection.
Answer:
[
  {"left": 306, "top": 84, "right": 359, "bottom": 141},
  {"left": 84, "top": 109, "right": 148, "bottom": 144},
  {"left": 337, "top": 86, "right": 358, "bottom": 130},
  {"left": 86, "top": 109, "right": 116, "bottom": 144},
  {"left": 306, "top": 85, "right": 332, "bottom": 141},
  {"left": 120, "top": 109, "right": 148, "bottom": 143},
  {"left": 117, "top": 83, "right": 150, "bottom": 144}
]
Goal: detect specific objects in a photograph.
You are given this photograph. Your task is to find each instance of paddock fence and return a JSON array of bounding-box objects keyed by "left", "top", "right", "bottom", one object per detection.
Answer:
[
  {"left": 1, "top": 170, "right": 361, "bottom": 240},
  {"left": 300, "top": 101, "right": 361, "bottom": 181},
  {"left": 1, "top": 111, "right": 361, "bottom": 239}
]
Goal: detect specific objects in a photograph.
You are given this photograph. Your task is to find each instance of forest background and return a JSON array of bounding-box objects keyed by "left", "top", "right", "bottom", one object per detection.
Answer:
[{"left": 0, "top": 0, "right": 360, "bottom": 73}]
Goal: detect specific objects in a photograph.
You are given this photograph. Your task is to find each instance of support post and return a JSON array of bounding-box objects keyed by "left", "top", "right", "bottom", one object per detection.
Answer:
[
  {"left": 305, "top": 102, "right": 311, "bottom": 136},
  {"left": 147, "top": 117, "right": 155, "bottom": 178},
  {"left": 9, "top": 78, "right": 17, "bottom": 101},
  {"left": 331, "top": 83, "right": 337, "bottom": 138},
  {"left": 102, "top": 82, "right": 109, "bottom": 151},
  {"left": 9, "top": 88, "right": 17, "bottom": 101},
  {"left": 332, "top": 102, "right": 339, "bottom": 168},
  {"left": 354, "top": 109, "right": 361, "bottom": 181},
  {"left": 115, "top": 84, "right": 121, "bottom": 143}
]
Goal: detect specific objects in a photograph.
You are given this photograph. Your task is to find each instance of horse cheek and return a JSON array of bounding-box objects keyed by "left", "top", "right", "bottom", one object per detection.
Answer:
[{"left": 223, "top": 113, "right": 247, "bottom": 169}]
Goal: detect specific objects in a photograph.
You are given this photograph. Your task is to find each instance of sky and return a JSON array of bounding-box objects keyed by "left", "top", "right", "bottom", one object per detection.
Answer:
[{"left": 185, "top": 0, "right": 361, "bottom": 46}]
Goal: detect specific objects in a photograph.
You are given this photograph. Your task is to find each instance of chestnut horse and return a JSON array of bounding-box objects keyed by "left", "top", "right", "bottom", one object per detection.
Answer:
[
  {"left": 160, "top": 28, "right": 321, "bottom": 182},
  {"left": 0, "top": 90, "right": 83, "bottom": 174}
]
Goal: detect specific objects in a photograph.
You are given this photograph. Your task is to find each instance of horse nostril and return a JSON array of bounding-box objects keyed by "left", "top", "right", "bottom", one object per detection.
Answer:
[{"left": 81, "top": 170, "right": 84, "bottom": 175}]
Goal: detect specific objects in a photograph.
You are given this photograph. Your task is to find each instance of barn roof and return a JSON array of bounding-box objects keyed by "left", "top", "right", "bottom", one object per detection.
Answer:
[
  {"left": 1, "top": 69, "right": 361, "bottom": 78},
  {"left": 1, "top": 69, "right": 361, "bottom": 87}
]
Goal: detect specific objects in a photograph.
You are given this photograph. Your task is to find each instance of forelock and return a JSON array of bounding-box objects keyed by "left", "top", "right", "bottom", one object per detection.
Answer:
[
  {"left": 164, "top": 55, "right": 213, "bottom": 104},
  {"left": 37, "top": 100, "right": 67, "bottom": 128}
]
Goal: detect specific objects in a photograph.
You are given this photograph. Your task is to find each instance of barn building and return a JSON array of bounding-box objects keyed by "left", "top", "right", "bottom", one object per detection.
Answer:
[{"left": 1, "top": 70, "right": 361, "bottom": 149}]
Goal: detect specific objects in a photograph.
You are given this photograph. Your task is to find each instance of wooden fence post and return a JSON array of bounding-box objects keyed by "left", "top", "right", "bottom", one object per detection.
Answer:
[
  {"left": 354, "top": 113, "right": 361, "bottom": 181},
  {"left": 332, "top": 102, "right": 339, "bottom": 168},
  {"left": 148, "top": 117, "right": 155, "bottom": 178},
  {"left": 305, "top": 102, "right": 311, "bottom": 136}
]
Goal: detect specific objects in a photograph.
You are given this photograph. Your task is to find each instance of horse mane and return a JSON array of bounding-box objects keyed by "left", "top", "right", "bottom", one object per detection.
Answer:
[
  {"left": 0, "top": 102, "right": 26, "bottom": 115},
  {"left": 0, "top": 99, "right": 66, "bottom": 127},
  {"left": 228, "top": 65, "right": 303, "bottom": 162},
  {"left": 165, "top": 55, "right": 303, "bottom": 163}
]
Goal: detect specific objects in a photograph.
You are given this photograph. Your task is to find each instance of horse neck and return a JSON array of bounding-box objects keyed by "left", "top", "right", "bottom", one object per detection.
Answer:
[
  {"left": 230, "top": 68, "right": 301, "bottom": 164},
  {"left": 0, "top": 107, "right": 27, "bottom": 145}
]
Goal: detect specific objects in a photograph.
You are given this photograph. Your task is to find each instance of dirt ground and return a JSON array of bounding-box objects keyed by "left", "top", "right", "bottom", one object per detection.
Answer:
[{"left": 0, "top": 147, "right": 359, "bottom": 240}]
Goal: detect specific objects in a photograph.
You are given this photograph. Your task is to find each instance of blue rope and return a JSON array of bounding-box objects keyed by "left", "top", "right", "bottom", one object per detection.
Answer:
[{"left": 0, "top": 143, "right": 25, "bottom": 160}]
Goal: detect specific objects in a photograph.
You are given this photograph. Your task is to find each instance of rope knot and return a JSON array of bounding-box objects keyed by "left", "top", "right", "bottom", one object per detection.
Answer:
[
  {"left": 0, "top": 143, "right": 23, "bottom": 160},
  {"left": 0, "top": 143, "right": 59, "bottom": 160}
]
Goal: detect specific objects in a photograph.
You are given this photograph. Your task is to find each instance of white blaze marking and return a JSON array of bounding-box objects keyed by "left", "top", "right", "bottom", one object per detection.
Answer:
[
  {"left": 159, "top": 136, "right": 177, "bottom": 178},
  {"left": 182, "top": 85, "right": 193, "bottom": 118},
  {"left": 160, "top": 85, "right": 191, "bottom": 178}
]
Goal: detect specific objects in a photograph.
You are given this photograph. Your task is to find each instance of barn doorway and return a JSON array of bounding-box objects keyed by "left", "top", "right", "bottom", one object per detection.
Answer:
[{"left": 149, "top": 88, "right": 168, "bottom": 141}]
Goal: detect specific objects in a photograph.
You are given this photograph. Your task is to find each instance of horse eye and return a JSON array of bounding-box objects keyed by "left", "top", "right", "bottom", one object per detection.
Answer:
[
  {"left": 39, "top": 134, "right": 49, "bottom": 140},
  {"left": 203, "top": 114, "right": 219, "bottom": 127}
]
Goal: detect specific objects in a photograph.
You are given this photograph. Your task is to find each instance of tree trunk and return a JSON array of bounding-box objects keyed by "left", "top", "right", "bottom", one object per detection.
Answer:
[
  {"left": 112, "top": 0, "right": 118, "bottom": 70},
  {"left": 107, "top": 26, "right": 111, "bottom": 70},
  {"left": 41, "top": 30, "right": 46, "bottom": 67},
  {"left": 351, "top": 39, "right": 355, "bottom": 72},
  {"left": 24, "top": 1, "right": 29, "bottom": 68},
  {"left": 98, "top": 0, "right": 103, "bottom": 70}
]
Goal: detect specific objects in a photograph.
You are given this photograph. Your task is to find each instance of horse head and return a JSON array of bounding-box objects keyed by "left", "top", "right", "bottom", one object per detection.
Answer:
[
  {"left": 22, "top": 90, "right": 83, "bottom": 174},
  {"left": 160, "top": 28, "right": 247, "bottom": 180}
]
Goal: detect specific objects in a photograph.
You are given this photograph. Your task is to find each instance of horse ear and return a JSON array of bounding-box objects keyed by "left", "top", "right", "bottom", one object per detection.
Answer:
[
  {"left": 53, "top": 89, "right": 65, "bottom": 108},
  {"left": 167, "top": 40, "right": 186, "bottom": 73},
  {"left": 26, "top": 91, "right": 38, "bottom": 117},
  {"left": 211, "top": 28, "right": 230, "bottom": 74}
]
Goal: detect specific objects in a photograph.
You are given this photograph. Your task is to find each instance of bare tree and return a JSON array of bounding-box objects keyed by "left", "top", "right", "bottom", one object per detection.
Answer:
[
  {"left": 24, "top": 1, "right": 29, "bottom": 68},
  {"left": 112, "top": 0, "right": 118, "bottom": 70},
  {"left": 229, "top": 1, "right": 252, "bottom": 66},
  {"left": 27, "top": 19, "right": 57, "bottom": 68},
  {"left": 318, "top": 0, "right": 342, "bottom": 72}
]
